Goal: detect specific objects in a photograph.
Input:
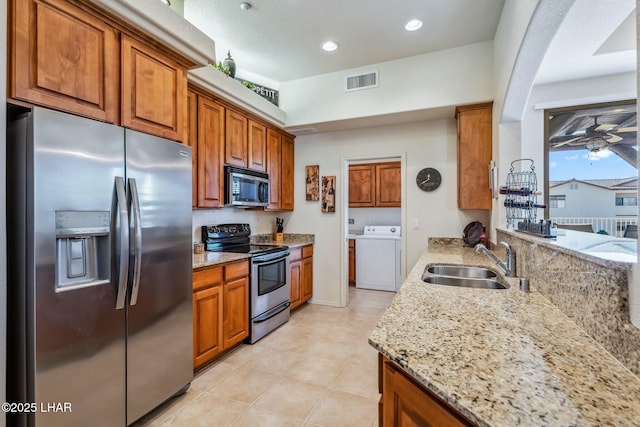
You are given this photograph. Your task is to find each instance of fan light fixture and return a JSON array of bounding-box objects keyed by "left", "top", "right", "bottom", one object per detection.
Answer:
[{"left": 584, "top": 137, "right": 608, "bottom": 152}]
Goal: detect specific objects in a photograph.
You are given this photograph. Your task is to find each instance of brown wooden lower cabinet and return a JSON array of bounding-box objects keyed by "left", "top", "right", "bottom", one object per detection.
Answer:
[
  {"left": 193, "top": 259, "right": 249, "bottom": 370},
  {"left": 289, "top": 245, "right": 313, "bottom": 310},
  {"left": 379, "top": 355, "right": 474, "bottom": 427}
]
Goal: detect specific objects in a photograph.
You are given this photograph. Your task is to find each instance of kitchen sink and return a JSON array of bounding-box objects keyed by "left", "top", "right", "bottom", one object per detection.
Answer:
[
  {"left": 426, "top": 265, "right": 497, "bottom": 279},
  {"left": 423, "top": 275, "right": 508, "bottom": 289},
  {"left": 422, "top": 264, "right": 508, "bottom": 289}
]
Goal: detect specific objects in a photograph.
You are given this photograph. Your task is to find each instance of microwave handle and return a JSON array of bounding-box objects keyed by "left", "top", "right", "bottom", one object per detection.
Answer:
[{"left": 259, "top": 182, "right": 270, "bottom": 203}]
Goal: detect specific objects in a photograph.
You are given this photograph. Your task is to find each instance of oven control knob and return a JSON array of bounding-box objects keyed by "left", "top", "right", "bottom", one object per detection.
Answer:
[{"left": 390, "top": 227, "right": 396, "bottom": 233}]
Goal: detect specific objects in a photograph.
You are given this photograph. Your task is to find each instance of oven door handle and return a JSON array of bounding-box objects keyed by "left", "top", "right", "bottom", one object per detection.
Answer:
[
  {"left": 252, "top": 251, "right": 290, "bottom": 265},
  {"left": 253, "top": 300, "right": 291, "bottom": 323}
]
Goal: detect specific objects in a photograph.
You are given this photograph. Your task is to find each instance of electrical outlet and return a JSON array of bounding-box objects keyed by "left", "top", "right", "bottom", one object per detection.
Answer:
[{"left": 412, "top": 218, "right": 420, "bottom": 229}]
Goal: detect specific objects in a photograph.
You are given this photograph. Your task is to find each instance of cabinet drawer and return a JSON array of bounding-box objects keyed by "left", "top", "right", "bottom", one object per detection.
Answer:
[
  {"left": 224, "top": 259, "right": 249, "bottom": 282},
  {"left": 193, "top": 265, "right": 223, "bottom": 291},
  {"left": 289, "top": 247, "right": 302, "bottom": 262},
  {"left": 302, "top": 245, "right": 314, "bottom": 258}
]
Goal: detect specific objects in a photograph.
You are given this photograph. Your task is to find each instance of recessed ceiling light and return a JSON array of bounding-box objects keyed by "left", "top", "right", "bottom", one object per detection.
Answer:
[
  {"left": 322, "top": 41, "right": 338, "bottom": 52},
  {"left": 405, "top": 19, "right": 423, "bottom": 31}
]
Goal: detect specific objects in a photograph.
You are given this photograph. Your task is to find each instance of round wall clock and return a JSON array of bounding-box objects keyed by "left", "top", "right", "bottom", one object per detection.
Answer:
[{"left": 416, "top": 168, "right": 442, "bottom": 192}]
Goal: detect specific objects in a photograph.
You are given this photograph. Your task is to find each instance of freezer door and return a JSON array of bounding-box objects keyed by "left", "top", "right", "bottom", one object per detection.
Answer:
[
  {"left": 8, "top": 107, "right": 127, "bottom": 427},
  {"left": 125, "top": 130, "right": 193, "bottom": 424}
]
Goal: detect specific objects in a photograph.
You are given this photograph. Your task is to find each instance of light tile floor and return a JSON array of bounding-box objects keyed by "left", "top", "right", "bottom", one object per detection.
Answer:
[{"left": 134, "top": 287, "right": 395, "bottom": 427}]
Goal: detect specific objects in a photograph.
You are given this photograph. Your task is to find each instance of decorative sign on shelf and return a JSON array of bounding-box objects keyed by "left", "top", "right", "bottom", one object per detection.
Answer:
[
  {"left": 306, "top": 165, "right": 319, "bottom": 201},
  {"left": 235, "top": 77, "right": 279, "bottom": 106}
]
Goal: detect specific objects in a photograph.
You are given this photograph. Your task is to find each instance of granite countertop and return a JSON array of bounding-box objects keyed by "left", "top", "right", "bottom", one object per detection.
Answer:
[
  {"left": 369, "top": 239, "right": 640, "bottom": 426},
  {"left": 192, "top": 252, "right": 250, "bottom": 270},
  {"left": 250, "top": 233, "right": 315, "bottom": 249},
  {"left": 193, "top": 234, "right": 315, "bottom": 269}
]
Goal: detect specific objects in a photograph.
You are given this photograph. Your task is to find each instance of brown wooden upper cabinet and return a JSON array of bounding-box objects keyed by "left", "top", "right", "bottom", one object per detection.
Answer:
[
  {"left": 10, "top": 0, "right": 120, "bottom": 124},
  {"left": 248, "top": 120, "right": 267, "bottom": 172},
  {"left": 186, "top": 90, "right": 199, "bottom": 207},
  {"left": 121, "top": 35, "right": 186, "bottom": 141},
  {"left": 266, "top": 129, "right": 282, "bottom": 210},
  {"left": 456, "top": 102, "right": 493, "bottom": 210},
  {"left": 376, "top": 162, "right": 401, "bottom": 207},
  {"left": 224, "top": 112, "right": 269, "bottom": 172},
  {"left": 195, "top": 95, "right": 225, "bottom": 209},
  {"left": 349, "top": 162, "right": 401, "bottom": 208},
  {"left": 187, "top": 85, "right": 294, "bottom": 211},
  {"left": 281, "top": 135, "right": 295, "bottom": 211},
  {"left": 9, "top": 0, "right": 189, "bottom": 142},
  {"left": 349, "top": 164, "right": 376, "bottom": 207},
  {"left": 187, "top": 86, "right": 225, "bottom": 209},
  {"left": 225, "top": 110, "right": 249, "bottom": 167},
  {"left": 266, "top": 130, "right": 295, "bottom": 212}
]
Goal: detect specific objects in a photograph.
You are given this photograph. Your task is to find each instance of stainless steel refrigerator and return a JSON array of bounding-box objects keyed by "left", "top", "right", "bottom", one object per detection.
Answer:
[{"left": 6, "top": 107, "right": 193, "bottom": 426}]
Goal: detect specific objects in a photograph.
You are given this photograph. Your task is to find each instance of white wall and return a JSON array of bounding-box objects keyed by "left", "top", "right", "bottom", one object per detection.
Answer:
[
  {"left": 348, "top": 208, "right": 401, "bottom": 233},
  {"left": 627, "top": 0, "right": 640, "bottom": 328},
  {"left": 288, "top": 120, "right": 490, "bottom": 307},
  {"left": 279, "top": 41, "right": 494, "bottom": 128},
  {"left": 192, "top": 209, "right": 291, "bottom": 243},
  {"left": 491, "top": 0, "right": 541, "bottom": 239}
]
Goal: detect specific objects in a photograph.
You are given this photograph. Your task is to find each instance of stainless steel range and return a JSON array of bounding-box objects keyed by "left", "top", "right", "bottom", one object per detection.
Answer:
[{"left": 202, "top": 224, "right": 290, "bottom": 343}]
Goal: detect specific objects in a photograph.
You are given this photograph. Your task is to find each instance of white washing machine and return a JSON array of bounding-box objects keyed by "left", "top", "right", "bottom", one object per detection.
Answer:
[{"left": 355, "top": 226, "right": 402, "bottom": 292}]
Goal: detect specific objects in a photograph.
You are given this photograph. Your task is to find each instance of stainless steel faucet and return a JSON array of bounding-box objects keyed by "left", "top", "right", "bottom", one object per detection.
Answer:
[{"left": 475, "top": 242, "right": 517, "bottom": 277}]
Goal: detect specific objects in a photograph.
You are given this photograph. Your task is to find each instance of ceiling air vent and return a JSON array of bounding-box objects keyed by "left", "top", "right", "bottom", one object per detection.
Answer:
[{"left": 345, "top": 70, "right": 378, "bottom": 92}]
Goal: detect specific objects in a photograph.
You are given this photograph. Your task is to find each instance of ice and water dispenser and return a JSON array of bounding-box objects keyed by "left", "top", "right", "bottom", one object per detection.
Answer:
[{"left": 55, "top": 210, "right": 110, "bottom": 291}]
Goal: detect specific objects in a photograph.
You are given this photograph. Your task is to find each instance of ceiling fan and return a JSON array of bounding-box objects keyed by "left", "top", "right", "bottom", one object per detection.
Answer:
[{"left": 551, "top": 116, "right": 636, "bottom": 151}]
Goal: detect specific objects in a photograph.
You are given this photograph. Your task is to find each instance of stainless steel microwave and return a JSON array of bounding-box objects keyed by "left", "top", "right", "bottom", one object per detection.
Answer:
[{"left": 224, "top": 165, "right": 270, "bottom": 207}]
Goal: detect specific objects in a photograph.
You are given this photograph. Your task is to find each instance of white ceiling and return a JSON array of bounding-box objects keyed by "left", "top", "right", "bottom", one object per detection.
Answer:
[
  {"left": 181, "top": 0, "right": 637, "bottom": 88},
  {"left": 183, "top": 0, "right": 505, "bottom": 84},
  {"left": 534, "top": 0, "right": 636, "bottom": 85}
]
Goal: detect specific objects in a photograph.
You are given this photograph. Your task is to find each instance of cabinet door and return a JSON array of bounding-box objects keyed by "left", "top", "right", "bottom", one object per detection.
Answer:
[
  {"left": 302, "top": 256, "right": 313, "bottom": 301},
  {"left": 248, "top": 120, "right": 267, "bottom": 172},
  {"left": 456, "top": 103, "right": 492, "bottom": 209},
  {"left": 121, "top": 35, "right": 186, "bottom": 141},
  {"left": 197, "top": 98, "right": 225, "bottom": 208},
  {"left": 10, "top": 0, "right": 119, "bottom": 123},
  {"left": 193, "top": 286, "right": 223, "bottom": 369},
  {"left": 376, "top": 162, "right": 401, "bottom": 207},
  {"left": 289, "top": 260, "right": 302, "bottom": 310},
  {"left": 281, "top": 135, "right": 295, "bottom": 211},
  {"left": 223, "top": 277, "right": 249, "bottom": 349},
  {"left": 348, "top": 240, "right": 356, "bottom": 285},
  {"left": 225, "top": 110, "right": 248, "bottom": 167},
  {"left": 266, "top": 129, "right": 282, "bottom": 210},
  {"left": 186, "top": 90, "right": 198, "bottom": 207},
  {"left": 349, "top": 165, "right": 376, "bottom": 207},
  {"left": 382, "top": 358, "right": 472, "bottom": 427}
]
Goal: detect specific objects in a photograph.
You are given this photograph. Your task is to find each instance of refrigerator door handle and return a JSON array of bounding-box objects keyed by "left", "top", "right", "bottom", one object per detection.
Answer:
[
  {"left": 129, "top": 177, "right": 143, "bottom": 306},
  {"left": 115, "top": 176, "right": 130, "bottom": 310}
]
